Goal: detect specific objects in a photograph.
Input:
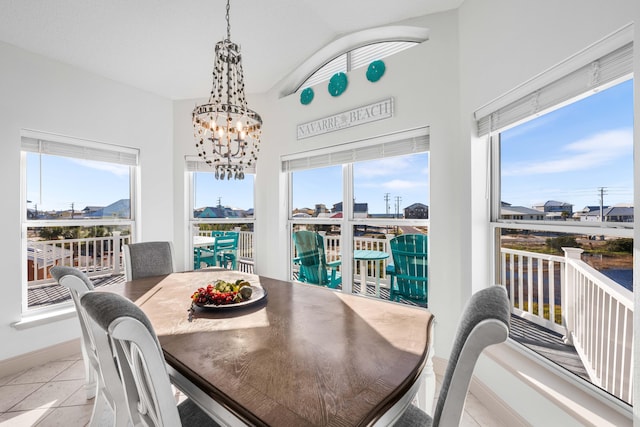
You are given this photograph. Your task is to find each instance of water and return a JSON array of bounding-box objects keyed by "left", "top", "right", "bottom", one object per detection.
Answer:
[{"left": 601, "top": 269, "right": 633, "bottom": 291}]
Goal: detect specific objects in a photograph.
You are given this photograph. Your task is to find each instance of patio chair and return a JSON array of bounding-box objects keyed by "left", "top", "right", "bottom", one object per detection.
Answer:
[
  {"left": 386, "top": 234, "right": 428, "bottom": 305},
  {"left": 80, "top": 291, "right": 220, "bottom": 426},
  {"left": 213, "top": 231, "right": 239, "bottom": 269},
  {"left": 292, "top": 230, "right": 341, "bottom": 288},
  {"left": 394, "top": 286, "right": 510, "bottom": 426},
  {"left": 50, "top": 266, "right": 130, "bottom": 427},
  {"left": 123, "top": 241, "right": 175, "bottom": 281}
]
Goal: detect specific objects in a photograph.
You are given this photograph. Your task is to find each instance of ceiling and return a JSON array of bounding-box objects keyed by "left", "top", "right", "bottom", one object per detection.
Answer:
[{"left": 0, "top": 0, "right": 463, "bottom": 100}]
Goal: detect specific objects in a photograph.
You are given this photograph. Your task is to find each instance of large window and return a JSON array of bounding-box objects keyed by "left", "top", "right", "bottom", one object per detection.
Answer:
[
  {"left": 187, "top": 158, "right": 256, "bottom": 272},
  {"left": 21, "top": 132, "right": 138, "bottom": 312},
  {"left": 285, "top": 129, "right": 429, "bottom": 303},
  {"left": 481, "top": 38, "right": 633, "bottom": 405}
]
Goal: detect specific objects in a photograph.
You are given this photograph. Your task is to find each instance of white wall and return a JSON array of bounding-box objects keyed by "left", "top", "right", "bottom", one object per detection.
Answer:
[
  {"left": 0, "top": 41, "right": 174, "bottom": 360},
  {"left": 459, "top": 0, "right": 636, "bottom": 422}
]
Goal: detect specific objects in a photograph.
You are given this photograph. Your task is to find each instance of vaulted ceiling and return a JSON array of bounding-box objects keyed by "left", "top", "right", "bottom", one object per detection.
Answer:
[{"left": 0, "top": 0, "right": 463, "bottom": 99}]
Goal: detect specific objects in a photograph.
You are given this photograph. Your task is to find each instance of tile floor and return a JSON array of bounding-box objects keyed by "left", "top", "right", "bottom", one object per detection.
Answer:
[{"left": 0, "top": 352, "right": 509, "bottom": 426}]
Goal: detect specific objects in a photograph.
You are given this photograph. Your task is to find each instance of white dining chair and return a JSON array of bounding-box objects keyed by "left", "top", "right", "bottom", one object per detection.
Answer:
[
  {"left": 394, "top": 285, "right": 510, "bottom": 426},
  {"left": 80, "top": 291, "right": 221, "bottom": 426},
  {"left": 50, "top": 266, "right": 130, "bottom": 426},
  {"left": 123, "top": 241, "right": 176, "bottom": 281}
]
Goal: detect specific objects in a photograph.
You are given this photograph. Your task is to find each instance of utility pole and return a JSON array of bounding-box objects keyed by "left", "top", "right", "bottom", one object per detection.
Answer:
[
  {"left": 598, "top": 187, "right": 607, "bottom": 222},
  {"left": 384, "top": 193, "right": 390, "bottom": 215},
  {"left": 70, "top": 202, "right": 74, "bottom": 219},
  {"left": 217, "top": 197, "right": 222, "bottom": 208},
  {"left": 394, "top": 196, "right": 402, "bottom": 219}
]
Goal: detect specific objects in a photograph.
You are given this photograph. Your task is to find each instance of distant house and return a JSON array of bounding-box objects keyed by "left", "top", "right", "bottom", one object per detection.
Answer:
[
  {"left": 532, "top": 200, "right": 573, "bottom": 220},
  {"left": 332, "top": 202, "right": 368, "bottom": 218},
  {"left": 404, "top": 203, "right": 429, "bottom": 219},
  {"left": 82, "top": 205, "right": 103, "bottom": 216},
  {"left": 583, "top": 204, "right": 634, "bottom": 223},
  {"left": 196, "top": 206, "right": 239, "bottom": 218},
  {"left": 573, "top": 205, "right": 609, "bottom": 220},
  {"left": 500, "top": 202, "right": 545, "bottom": 220},
  {"left": 86, "top": 199, "right": 130, "bottom": 218}
]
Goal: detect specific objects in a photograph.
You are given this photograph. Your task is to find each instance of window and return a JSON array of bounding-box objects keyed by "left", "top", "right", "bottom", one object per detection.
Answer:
[
  {"left": 299, "top": 42, "right": 418, "bottom": 92},
  {"left": 479, "top": 36, "right": 633, "bottom": 405},
  {"left": 187, "top": 158, "right": 256, "bottom": 272},
  {"left": 21, "top": 132, "right": 138, "bottom": 312},
  {"left": 279, "top": 26, "right": 429, "bottom": 97},
  {"left": 285, "top": 128, "right": 429, "bottom": 302}
]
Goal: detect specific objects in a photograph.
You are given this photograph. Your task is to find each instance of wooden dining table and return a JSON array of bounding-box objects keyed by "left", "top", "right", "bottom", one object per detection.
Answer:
[{"left": 109, "top": 268, "right": 435, "bottom": 426}]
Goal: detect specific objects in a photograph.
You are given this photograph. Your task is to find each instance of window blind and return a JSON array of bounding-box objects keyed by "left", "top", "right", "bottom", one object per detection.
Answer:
[
  {"left": 21, "top": 135, "right": 138, "bottom": 166},
  {"left": 281, "top": 127, "right": 429, "bottom": 172},
  {"left": 475, "top": 27, "right": 633, "bottom": 136}
]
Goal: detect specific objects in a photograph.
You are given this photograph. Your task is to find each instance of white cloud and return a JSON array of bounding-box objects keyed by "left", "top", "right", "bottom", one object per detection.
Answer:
[{"left": 503, "top": 128, "right": 632, "bottom": 176}]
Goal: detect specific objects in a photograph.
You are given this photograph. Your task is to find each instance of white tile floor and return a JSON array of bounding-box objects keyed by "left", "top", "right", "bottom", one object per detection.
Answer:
[{"left": 0, "top": 352, "right": 508, "bottom": 426}]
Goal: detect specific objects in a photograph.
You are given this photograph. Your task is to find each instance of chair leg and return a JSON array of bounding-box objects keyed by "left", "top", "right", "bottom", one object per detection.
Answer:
[{"left": 79, "top": 340, "right": 97, "bottom": 399}]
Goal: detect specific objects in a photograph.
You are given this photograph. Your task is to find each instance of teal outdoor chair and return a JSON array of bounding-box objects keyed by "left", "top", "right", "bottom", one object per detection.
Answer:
[
  {"left": 386, "top": 234, "right": 428, "bottom": 305},
  {"left": 213, "top": 231, "right": 239, "bottom": 269},
  {"left": 292, "top": 230, "right": 341, "bottom": 288}
]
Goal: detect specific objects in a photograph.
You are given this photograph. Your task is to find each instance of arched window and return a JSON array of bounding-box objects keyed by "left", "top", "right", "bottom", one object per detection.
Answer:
[{"left": 279, "top": 26, "right": 429, "bottom": 97}]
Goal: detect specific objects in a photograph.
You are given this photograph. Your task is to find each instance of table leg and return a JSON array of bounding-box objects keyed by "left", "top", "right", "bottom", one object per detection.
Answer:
[
  {"left": 360, "top": 260, "right": 367, "bottom": 295},
  {"left": 375, "top": 261, "right": 380, "bottom": 297}
]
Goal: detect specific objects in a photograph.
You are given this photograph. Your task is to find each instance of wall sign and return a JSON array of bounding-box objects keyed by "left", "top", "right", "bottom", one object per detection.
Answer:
[{"left": 297, "top": 98, "right": 394, "bottom": 140}]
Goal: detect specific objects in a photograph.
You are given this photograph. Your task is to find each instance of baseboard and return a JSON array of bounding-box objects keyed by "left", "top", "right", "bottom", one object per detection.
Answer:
[{"left": 0, "top": 339, "right": 81, "bottom": 378}]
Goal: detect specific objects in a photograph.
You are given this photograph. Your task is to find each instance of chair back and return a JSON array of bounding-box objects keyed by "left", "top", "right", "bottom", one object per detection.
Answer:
[
  {"left": 50, "top": 266, "right": 129, "bottom": 425},
  {"left": 213, "top": 232, "right": 238, "bottom": 252},
  {"left": 389, "top": 234, "right": 428, "bottom": 303},
  {"left": 292, "top": 230, "right": 332, "bottom": 285},
  {"left": 434, "top": 286, "right": 510, "bottom": 426},
  {"left": 124, "top": 241, "right": 175, "bottom": 281},
  {"left": 81, "top": 291, "right": 182, "bottom": 427}
]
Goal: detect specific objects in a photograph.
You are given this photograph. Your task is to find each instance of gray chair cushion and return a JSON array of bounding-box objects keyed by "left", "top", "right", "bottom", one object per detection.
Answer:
[
  {"left": 50, "top": 266, "right": 94, "bottom": 290},
  {"left": 80, "top": 292, "right": 155, "bottom": 337},
  {"left": 177, "top": 399, "right": 221, "bottom": 426},
  {"left": 126, "top": 241, "right": 174, "bottom": 280}
]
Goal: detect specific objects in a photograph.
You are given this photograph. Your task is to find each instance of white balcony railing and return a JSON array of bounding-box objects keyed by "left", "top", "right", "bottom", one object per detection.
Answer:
[
  {"left": 500, "top": 246, "right": 633, "bottom": 404},
  {"left": 27, "top": 233, "right": 131, "bottom": 285}
]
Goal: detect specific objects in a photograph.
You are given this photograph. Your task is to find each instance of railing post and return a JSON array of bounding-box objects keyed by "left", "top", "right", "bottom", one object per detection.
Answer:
[
  {"left": 562, "top": 247, "right": 583, "bottom": 344},
  {"left": 112, "top": 231, "right": 122, "bottom": 275}
]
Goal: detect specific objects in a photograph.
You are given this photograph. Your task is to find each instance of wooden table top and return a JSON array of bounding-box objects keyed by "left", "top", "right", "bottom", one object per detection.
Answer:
[{"left": 114, "top": 269, "right": 434, "bottom": 426}]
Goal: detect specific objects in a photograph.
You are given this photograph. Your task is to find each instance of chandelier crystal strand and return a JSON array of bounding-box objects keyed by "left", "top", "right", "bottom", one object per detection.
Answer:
[{"left": 192, "top": 0, "right": 262, "bottom": 180}]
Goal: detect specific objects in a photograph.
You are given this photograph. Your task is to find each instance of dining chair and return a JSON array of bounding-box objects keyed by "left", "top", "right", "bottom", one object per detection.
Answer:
[
  {"left": 394, "top": 286, "right": 510, "bottom": 426},
  {"left": 292, "top": 230, "right": 341, "bottom": 288},
  {"left": 212, "top": 231, "right": 239, "bottom": 269},
  {"left": 50, "top": 266, "right": 130, "bottom": 427},
  {"left": 80, "top": 291, "right": 220, "bottom": 427},
  {"left": 123, "top": 241, "right": 175, "bottom": 281},
  {"left": 386, "top": 234, "right": 428, "bottom": 305}
]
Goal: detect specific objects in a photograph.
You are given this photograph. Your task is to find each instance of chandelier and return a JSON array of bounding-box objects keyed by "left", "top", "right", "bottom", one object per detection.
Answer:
[{"left": 193, "top": 0, "right": 262, "bottom": 180}]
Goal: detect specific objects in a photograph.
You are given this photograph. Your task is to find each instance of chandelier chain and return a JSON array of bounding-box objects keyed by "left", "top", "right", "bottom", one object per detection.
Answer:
[{"left": 225, "top": 0, "right": 231, "bottom": 41}]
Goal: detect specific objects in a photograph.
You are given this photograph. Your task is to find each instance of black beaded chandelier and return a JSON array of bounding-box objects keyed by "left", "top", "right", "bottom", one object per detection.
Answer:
[{"left": 192, "top": 0, "right": 262, "bottom": 180}]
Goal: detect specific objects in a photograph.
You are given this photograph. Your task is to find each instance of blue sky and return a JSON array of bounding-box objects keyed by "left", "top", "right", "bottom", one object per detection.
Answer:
[
  {"left": 26, "top": 155, "right": 130, "bottom": 212},
  {"left": 501, "top": 79, "right": 633, "bottom": 210},
  {"left": 27, "top": 80, "right": 632, "bottom": 215}
]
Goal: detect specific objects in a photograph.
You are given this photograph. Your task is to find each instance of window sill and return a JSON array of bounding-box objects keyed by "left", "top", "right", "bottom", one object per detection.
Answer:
[
  {"left": 12, "top": 306, "right": 77, "bottom": 330},
  {"left": 481, "top": 339, "right": 632, "bottom": 426}
]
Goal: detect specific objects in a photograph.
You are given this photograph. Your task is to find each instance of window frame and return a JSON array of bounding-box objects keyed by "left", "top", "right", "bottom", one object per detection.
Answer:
[
  {"left": 20, "top": 130, "right": 138, "bottom": 315},
  {"left": 186, "top": 158, "right": 257, "bottom": 270},
  {"left": 285, "top": 128, "right": 430, "bottom": 295},
  {"left": 481, "top": 27, "right": 634, "bottom": 409}
]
